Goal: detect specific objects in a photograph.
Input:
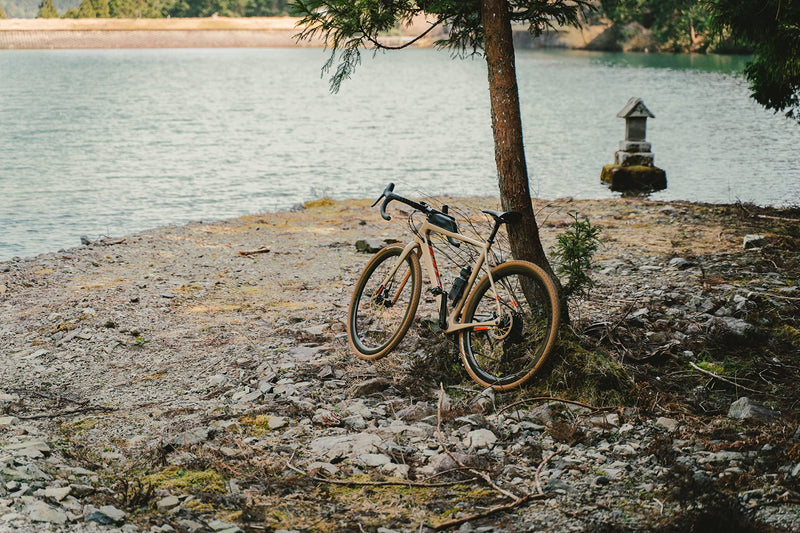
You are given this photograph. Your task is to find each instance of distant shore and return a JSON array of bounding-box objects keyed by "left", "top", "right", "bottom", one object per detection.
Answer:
[
  {"left": 0, "top": 16, "right": 600, "bottom": 49},
  {"left": 0, "top": 17, "right": 321, "bottom": 48},
  {"left": 0, "top": 16, "right": 453, "bottom": 49}
]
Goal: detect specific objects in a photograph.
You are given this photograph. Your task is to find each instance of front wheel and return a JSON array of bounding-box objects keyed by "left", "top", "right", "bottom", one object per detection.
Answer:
[
  {"left": 347, "top": 243, "right": 422, "bottom": 361},
  {"left": 459, "top": 261, "right": 560, "bottom": 390}
]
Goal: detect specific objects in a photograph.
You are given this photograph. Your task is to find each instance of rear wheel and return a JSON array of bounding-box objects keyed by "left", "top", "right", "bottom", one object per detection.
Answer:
[
  {"left": 459, "top": 261, "right": 560, "bottom": 390},
  {"left": 348, "top": 244, "right": 421, "bottom": 360}
]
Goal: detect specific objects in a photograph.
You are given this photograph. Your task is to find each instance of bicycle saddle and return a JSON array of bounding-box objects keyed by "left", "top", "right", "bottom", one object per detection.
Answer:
[{"left": 482, "top": 210, "right": 522, "bottom": 224}]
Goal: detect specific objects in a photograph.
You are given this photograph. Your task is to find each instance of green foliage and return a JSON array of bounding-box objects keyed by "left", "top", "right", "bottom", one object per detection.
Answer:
[
  {"left": 293, "top": 0, "right": 591, "bottom": 92},
  {"left": 552, "top": 212, "right": 601, "bottom": 297},
  {"left": 599, "top": 0, "right": 712, "bottom": 52},
  {"left": 167, "top": 0, "right": 290, "bottom": 17},
  {"left": 108, "top": 0, "right": 173, "bottom": 18},
  {"left": 0, "top": 4, "right": 7, "bottom": 16},
  {"left": 37, "top": 0, "right": 59, "bottom": 16},
  {"left": 75, "top": 0, "right": 95, "bottom": 16},
  {"left": 3, "top": 0, "right": 79, "bottom": 18},
  {"left": 709, "top": 0, "right": 800, "bottom": 121}
]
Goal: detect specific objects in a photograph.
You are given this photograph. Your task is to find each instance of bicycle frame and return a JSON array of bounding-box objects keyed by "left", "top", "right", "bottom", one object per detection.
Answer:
[{"left": 379, "top": 217, "right": 505, "bottom": 334}]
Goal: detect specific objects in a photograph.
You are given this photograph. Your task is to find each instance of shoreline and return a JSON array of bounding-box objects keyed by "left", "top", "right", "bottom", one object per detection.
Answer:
[
  {"left": 0, "top": 16, "right": 598, "bottom": 49},
  {"left": 0, "top": 16, "right": 445, "bottom": 49}
]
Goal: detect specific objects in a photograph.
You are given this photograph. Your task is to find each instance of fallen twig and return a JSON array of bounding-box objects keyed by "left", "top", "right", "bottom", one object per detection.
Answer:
[
  {"left": 496, "top": 396, "right": 614, "bottom": 417},
  {"left": 238, "top": 247, "right": 270, "bottom": 256},
  {"left": 689, "top": 361, "right": 760, "bottom": 394},
  {"left": 431, "top": 494, "right": 544, "bottom": 530},
  {"left": 535, "top": 449, "right": 559, "bottom": 496}
]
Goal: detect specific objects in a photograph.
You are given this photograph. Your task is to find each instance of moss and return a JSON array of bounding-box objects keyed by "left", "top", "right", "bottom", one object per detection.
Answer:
[
  {"left": 144, "top": 466, "right": 225, "bottom": 494},
  {"left": 777, "top": 325, "right": 800, "bottom": 347},
  {"left": 237, "top": 414, "right": 280, "bottom": 436},
  {"left": 527, "top": 329, "right": 634, "bottom": 406},
  {"left": 61, "top": 418, "right": 100, "bottom": 433},
  {"left": 303, "top": 197, "right": 335, "bottom": 209},
  {"left": 696, "top": 361, "right": 726, "bottom": 374}
]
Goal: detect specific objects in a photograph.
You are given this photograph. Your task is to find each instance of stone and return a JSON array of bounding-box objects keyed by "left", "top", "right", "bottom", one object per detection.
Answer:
[
  {"left": 707, "top": 316, "right": 757, "bottom": 340},
  {"left": 177, "top": 518, "right": 207, "bottom": 532},
  {"left": 156, "top": 495, "right": 180, "bottom": 512},
  {"left": 349, "top": 377, "right": 392, "bottom": 397},
  {"left": 655, "top": 417, "right": 678, "bottom": 433},
  {"left": 4, "top": 440, "right": 51, "bottom": 454},
  {"left": 268, "top": 416, "right": 288, "bottom": 430},
  {"left": 355, "top": 238, "right": 387, "bottom": 253},
  {"left": 590, "top": 413, "right": 620, "bottom": 429},
  {"left": 27, "top": 500, "right": 67, "bottom": 524},
  {"left": 307, "top": 462, "right": 339, "bottom": 476},
  {"left": 168, "top": 427, "right": 213, "bottom": 448},
  {"left": 208, "top": 519, "right": 243, "bottom": 532},
  {"left": 466, "top": 429, "right": 497, "bottom": 449},
  {"left": 743, "top": 234, "right": 767, "bottom": 249},
  {"left": 668, "top": 257, "right": 695, "bottom": 270},
  {"left": 43, "top": 486, "right": 72, "bottom": 502},
  {"left": 86, "top": 504, "right": 126, "bottom": 525},
  {"left": 309, "top": 433, "right": 381, "bottom": 461},
  {"left": 358, "top": 453, "right": 392, "bottom": 467},
  {"left": 342, "top": 415, "right": 366, "bottom": 430},
  {"left": 395, "top": 402, "right": 434, "bottom": 422},
  {"left": 728, "top": 397, "right": 778, "bottom": 421}
]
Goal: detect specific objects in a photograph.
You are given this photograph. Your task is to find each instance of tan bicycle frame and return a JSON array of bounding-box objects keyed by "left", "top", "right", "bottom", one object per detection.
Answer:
[{"left": 381, "top": 216, "right": 505, "bottom": 334}]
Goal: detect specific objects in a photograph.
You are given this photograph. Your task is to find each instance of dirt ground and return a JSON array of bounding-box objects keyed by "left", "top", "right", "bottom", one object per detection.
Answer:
[{"left": 1, "top": 196, "right": 799, "bottom": 532}]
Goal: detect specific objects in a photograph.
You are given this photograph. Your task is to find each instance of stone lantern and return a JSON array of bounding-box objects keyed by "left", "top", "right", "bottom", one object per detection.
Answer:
[{"left": 601, "top": 97, "right": 666, "bottom": 192}]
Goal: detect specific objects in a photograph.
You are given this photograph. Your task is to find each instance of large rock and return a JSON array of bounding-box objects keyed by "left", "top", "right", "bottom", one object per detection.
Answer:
[
  {"left": 309, "top": 432, "right": 382, "bottom": 461},
  {"left": 728, "top": 397, "right": 778, "bottom": 421},
  {"left": 27, "top": 501, "right": 67, "bottom": 524}
]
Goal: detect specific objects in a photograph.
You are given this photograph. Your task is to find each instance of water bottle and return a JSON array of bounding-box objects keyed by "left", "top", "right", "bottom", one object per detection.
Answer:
[{"left": 449, "top": 266, "right": 472, "bottom": 307}]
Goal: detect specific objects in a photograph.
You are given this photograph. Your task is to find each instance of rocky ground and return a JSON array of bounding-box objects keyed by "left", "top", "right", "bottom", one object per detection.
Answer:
[{"left": 1, "top": 196, "right": 799, "bottom": 532}]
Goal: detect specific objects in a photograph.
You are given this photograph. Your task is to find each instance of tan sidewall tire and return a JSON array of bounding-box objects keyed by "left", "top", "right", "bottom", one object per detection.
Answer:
[
  {"left": 347, "top": 243, "right": 422, "bottom": 361},
  {"left": 460, "top": 260, "right": 560, "bottom": 390}
]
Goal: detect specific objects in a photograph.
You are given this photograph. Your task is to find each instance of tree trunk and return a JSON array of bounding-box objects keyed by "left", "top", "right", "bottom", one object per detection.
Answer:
[{"left": 479, "top": 0, "right": 556, "bottom": 281}]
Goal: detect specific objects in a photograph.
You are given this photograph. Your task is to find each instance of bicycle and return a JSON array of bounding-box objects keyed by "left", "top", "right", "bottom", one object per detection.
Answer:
[{"left": 347, "top": 183, "right": 560, "bottom": 391}]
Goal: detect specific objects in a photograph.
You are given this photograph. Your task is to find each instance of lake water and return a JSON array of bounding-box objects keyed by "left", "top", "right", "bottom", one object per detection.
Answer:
[{"left": 1, "top": 48, "right": 798, "bottom": 260}]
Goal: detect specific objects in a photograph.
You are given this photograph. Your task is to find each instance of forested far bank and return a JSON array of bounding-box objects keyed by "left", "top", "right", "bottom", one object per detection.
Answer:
[{"left": 0, "top": 0, "right": 751, "bottom": 55}]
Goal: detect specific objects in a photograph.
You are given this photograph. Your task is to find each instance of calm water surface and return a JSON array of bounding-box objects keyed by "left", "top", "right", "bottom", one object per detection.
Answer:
[{"left": 1, "top": 48, "right": 798, "bottom": 260}]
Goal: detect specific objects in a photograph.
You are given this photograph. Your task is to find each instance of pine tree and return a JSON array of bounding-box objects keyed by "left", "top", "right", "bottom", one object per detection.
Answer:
[
  {"left": 294, "top": 0, "right": 591, "bottom": 286},
  {"left": 37, "top": 0, "right": 59, "bottom": 17}
]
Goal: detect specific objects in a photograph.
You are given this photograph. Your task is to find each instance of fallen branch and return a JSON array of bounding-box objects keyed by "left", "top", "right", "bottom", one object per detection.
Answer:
[
  {"left": 238, "top": 247, "right": 270, "bottom": 256},
  {"left": 429, "top": 384, "right": 550, "bottom": 529},
  {"left": 688, "top": 361, "right": 760, "bottom": 394},
  {"left": 431, "top": 494, "right": 544, "bottom": 530},
  {"left": 496, "top": 396, "right": 614, "bottom": 417},
  {"left": 284, "top": 461, "right": 475, "bottom": 488},
  {"left": 535, "top": 449, "right": 559, "bottom": 496}
]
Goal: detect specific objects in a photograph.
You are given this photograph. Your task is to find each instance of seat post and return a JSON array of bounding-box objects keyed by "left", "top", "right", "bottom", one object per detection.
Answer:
[{"left": 486, "top": 220, "right": 503, "bottom": 244}]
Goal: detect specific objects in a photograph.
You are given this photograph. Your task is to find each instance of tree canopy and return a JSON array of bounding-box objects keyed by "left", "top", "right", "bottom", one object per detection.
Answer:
[
  {"left": 294, "top": 0, "right": 591, "bottom": 283},
  {"left": 294, "top": 0, "right": 591, "bottom": 92},
  {"left": 709, "top": 0, "right": 800, "bottom": 121}
]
